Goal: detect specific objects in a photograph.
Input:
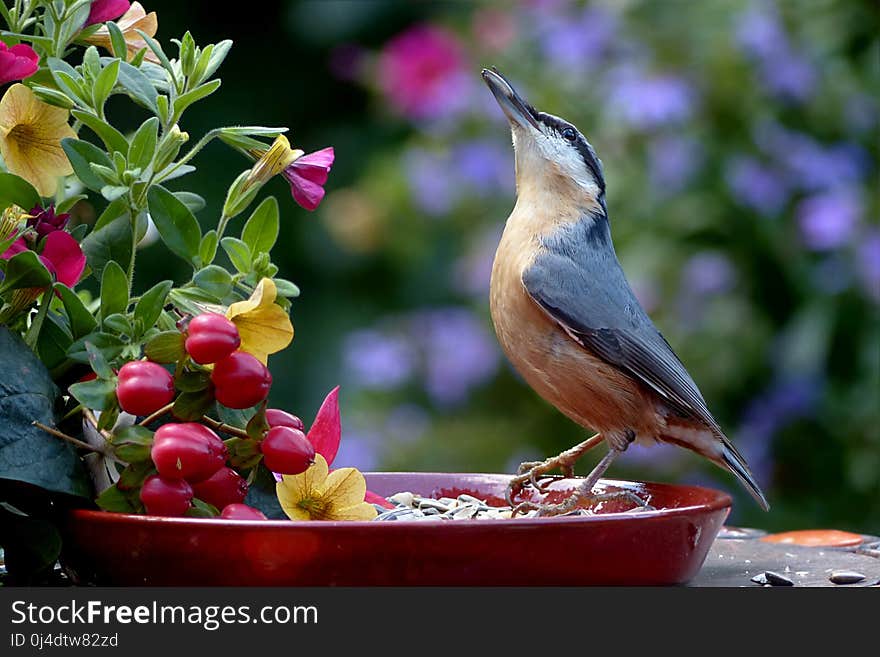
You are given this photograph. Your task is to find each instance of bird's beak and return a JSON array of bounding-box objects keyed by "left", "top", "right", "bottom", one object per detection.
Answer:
[{"left": 481, "top": 67, "right": 541, "bottom": 132}]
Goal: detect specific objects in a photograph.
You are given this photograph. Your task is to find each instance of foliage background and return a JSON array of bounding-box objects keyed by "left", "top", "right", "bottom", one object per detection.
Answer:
[{"left": 93, "top": 0, "right": 878, "bottom": 532}]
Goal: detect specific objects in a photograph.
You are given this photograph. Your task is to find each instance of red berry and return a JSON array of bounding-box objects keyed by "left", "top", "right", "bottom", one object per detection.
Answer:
[
  {"left": 266, "top": 408, "right": 305, "bottom": 431},
  {"left": 115, "top": 361, "right": 175, "bottom": 416},
  {"left": 151, "top": 422, "right": 227, "bottom": 483},
  {"left": 184, "top": 313, "right": 241, "bottom": 364},
  {"left": 260, "top": 426, "right": 315, "bottom": 475},
  {"left": 220, "top": 504, "right": 267, "bottom": 520},
  {"left": 210, "top": 351, "right": 272, "bottom": 409},
  {"left": 192, "top": 467, "right": 248, "bottom": 509},
  {"left": 140, "top": 475, "right": 193, "bottom": 516}
]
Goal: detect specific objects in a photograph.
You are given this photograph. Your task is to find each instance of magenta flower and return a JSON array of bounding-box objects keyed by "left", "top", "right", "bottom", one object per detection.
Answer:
[
  {"left": 2, "top": 231, "right": 86, "bottom": 288},
  {"left": 85, "top": 0, "right": 131, "bottom": 27},
  {"left": 0, "top": 42, "right": 39, "bottom": 85},
  {"left": 282, "top": 147, "right": 334, "bottom": 211},
  {"left": 377, "top": 24, "right": 469, "bottom": 120},
  {"left": 27, "top": 204, "right": 70, "bottom": 239}
]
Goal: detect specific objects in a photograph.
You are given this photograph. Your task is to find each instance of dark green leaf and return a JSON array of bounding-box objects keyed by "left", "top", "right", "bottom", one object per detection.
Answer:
[
  {"left": 134, "top": 280, "right": 172, "bottom": 334},
  {"left": 0, "top": 172, "right": 39, "bottom": 209},
  {"left": 61, "top": 138, "right": 115, "bottom": 192},
  {"left": 147, "top": 185, "right": 201, "bottom": 265},
  {"left": 102, "top": 312, "right": 132, "bottom": 335},
  {"left": 106, "top": 21, "right": 128, "bottom": 60},
  {"left": 174, "top": 368, "right": 211, "bottom": 393},
  {"left": 55, "top": 284, "right": 98, "bottom": 339},
  {"left": 0, "top": 328, "right": 90, "bottom": 497},
  {"left": 174, "top": 191, "right": 206, "bottom": 214},
  {"left": 111, "top": 425, "right": 153, "bottom": 463},
  {"left": 92, "top": 58, "right": 120, "bottom": 108},
  {"left": 144, "top": 330, "right": 185, "bottom": 363},
  {"left": 244, "top": 464, "right": 284, "bottom": 519},
  {"left": 96, "top": 402, "right": 120, "bottom": 432},
  {"left": 68, "top": 377, "right": 117, "bottom": 411},
  {"left": 241, "top": 196, "right": 279, "bottom": 255},
  {"left": 67, "top": 332, "right": 124, "bottom": 364},
  {"left": 193, "top": 265, "right": 233, "bottom": 299},
  {"left": 220, "top": 237, "right": 251, "bottom": 273},
  {"left": 85, "top": 341, "right": 114, "bottom": 379},
  {"left": 0, "top": 506, "right": 63, "bottom": 584},
  {"left": 37, "top": 313, "right": 73, "bottom": 371},
  {"left": 116, "top": 60, "right": 159, "bottom": 112},
  {"left": 199, "top": 230, "right": 218, "bottom": 265},
  {"left": 128, "top": 116, "right": 159, "bottom": 170},
  {"left": 100, "top": 260, "right": 129, "bottom": 322},
  {"left": 116, "top": 460, "right": 154, "bottom": 492},
  {"left": 172, "top": 389, "right": 215, "bottom": 421},
  {"left": 95, "top": 484, "right": 140, "bottom": 513},
  {"left": 187, "top": 498, "right": 219, "bottom": 518},
  {"left": 225, "top": 436, "right": 262, "bottom": 470},
  {"left": 81, "top": 212, "right": 133, "bottom": 282},
  {"left": 0, "top": 250, "right": 52, "bottom": 295}
]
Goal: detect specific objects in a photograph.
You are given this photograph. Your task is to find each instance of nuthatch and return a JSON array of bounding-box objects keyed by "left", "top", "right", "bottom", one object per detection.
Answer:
[{"left": 482, "top": 68, "right": 769, "bottom": 515}]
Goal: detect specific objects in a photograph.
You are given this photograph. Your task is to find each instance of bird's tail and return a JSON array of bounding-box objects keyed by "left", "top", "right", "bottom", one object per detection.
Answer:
[{"left": 718, "top": 439, "right": 770, "bottom": 511}]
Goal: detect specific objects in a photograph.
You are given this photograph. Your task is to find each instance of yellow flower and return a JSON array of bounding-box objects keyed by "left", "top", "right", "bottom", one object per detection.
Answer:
[
  {"left": 277, "top": 455, "right": 378, "bottom": 521},
  {"left": 0, "top": 84, "right": 76, "bottom": 197},
  {"left": 245, "top": 134, "right": 303, "bottom": 192},
  {"left": 225, "top": 277, "right": 293, "bottom": 364},
  {"left": 84, "top": 2, "right": 160, "bottom": 63}
]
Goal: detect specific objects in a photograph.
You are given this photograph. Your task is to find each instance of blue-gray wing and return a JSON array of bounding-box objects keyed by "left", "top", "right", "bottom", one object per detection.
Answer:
[{"left": 522, "top": 228, "right": 723, "bottom": 435}]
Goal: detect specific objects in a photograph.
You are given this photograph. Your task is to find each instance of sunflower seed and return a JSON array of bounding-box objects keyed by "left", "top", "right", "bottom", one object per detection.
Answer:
[
  {"left": 829, "top": 571, "right": 865, "bottom": 585},
  {"left": 388, "top": 492, "right": 414, "bottom": 507},
  {"left": 764, "top": 571, "right": 794, "bottom": 586}
]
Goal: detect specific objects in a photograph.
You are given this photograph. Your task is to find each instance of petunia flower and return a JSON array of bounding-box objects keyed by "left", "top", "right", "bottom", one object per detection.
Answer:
[
  {"left": 27, "top": 204, "right": 70, "bottom": 238},
  {"left": 85, "top": 0, "right": 130, "bottom": 27},
  {"left": 282, "top": 147, "right": 334, "bottom": 211},
  {"left": 84, "top": 1, "right": 159, "bottom": 63},
  {"left": 0, "top": 84, "right": 76, "bottom": 197},
  {"left": 245, "top": 135, "right": 334, "bottom": 211},
  {"left": 0, "top": 42, "right": 39, "bottom": 85},
  {"left": 225, "top": 277, "right": 293, "bottom": 364},
  {"left": 304, "top": 386, "right": 393, "bottom": 509},
  {"left": 1, "top": 230, "right": 86, "bottom": 288},
  {"left": 276, "top": 455, "right": 377, "bottom": 521}
]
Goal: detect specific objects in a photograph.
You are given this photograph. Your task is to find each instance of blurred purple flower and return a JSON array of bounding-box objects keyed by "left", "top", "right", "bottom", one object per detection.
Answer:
[
  {"left": 536, "top": 5, "right": 617, "bottom": 72},
  {"left": 412, "top": 308, "right": 500, "bottom": 407},
  {"left": 377, "top": 24, "right": 471, "bottom": 121},
  {"left": 856, "top": 230, "right": 880, "bottom": 302},
  {"left": 797, "top": 189, "right": 862, "bottom": 250},
  {"left": 724, "top": 155, "right": 790, "bottom": 214},
  {"left": 682, "top": 252, "right": 736, "bottom": 296},
  {"left": 735, "top": 2, "right": 785, "bottom": 59},
  {"left": 844, "top": 94, "right": 878, "bottom": 133},
  {"left": 385, "top": 404, "right": 430, "bottom": 443},
  {"left": 624, "top": 441, "right": 687, "bottom": 469},
  {"left": 336, "top": 429, "right": 382, "bottom": 471},
  {"left": 648, "top": 135, "right": 702, "bottom": 194},
  {"left": 453, "top": 224, "right": 503, "bottom": 297},
  {"left": 452, "top": 140, "right": 513, "bottom": 195},
  {"left": 328, "top": 43, "right": 365, "bottom": 82},
  {"left": 630, "top": 277, "right": 660, "bottom": 314},
  {"left": 403, "top": 147, "right": 459, "bottom": 217},
  {"left": 606, "top": 69, "right": 696, "bottom": 129},
  {"left": 812, "top": 256, "right": 853, "bottom": 295},
  {"left": 343, "top": 329, "right": 416, "bottom": 390}
]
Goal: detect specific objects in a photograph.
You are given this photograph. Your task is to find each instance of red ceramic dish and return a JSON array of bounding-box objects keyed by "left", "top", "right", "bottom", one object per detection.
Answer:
[{"left": 61, "top": 473, "right": 731, "bottom": 586}]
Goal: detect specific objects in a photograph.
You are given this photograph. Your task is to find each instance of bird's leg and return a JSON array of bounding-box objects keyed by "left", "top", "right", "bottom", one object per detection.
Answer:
[{"left": 506, "top": 432, "right": 604, "bottom": 505}]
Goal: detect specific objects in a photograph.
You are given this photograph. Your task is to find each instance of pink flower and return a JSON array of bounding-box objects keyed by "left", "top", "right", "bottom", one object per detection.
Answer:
[
  {"left": 85, "top": 0, "right": 130, "bottom": 27},
  {"left": 377, "top": 25, "right": 468, "bottom": 120},
  {"left": 27, "top": 204, "right": 70, "bottom": 238},
  {"left": 0, "top": 42, "right": 39, "bottom": 85},
  {"left": 1, "top": 231, "right": 86, "bottom": 288},
  {"left": 282, "top": 147, "right": 334, "bottom": 211}
]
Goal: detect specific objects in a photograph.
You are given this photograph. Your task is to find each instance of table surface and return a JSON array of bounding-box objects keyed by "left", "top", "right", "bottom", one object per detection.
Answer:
[{"left": 689, "top": 527, "right": 879, "bottom": 587}]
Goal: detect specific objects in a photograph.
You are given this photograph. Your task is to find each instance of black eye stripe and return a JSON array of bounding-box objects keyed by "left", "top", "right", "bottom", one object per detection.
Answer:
[{"left": 536, "top": 112, "right": 606, "bottom": 193}]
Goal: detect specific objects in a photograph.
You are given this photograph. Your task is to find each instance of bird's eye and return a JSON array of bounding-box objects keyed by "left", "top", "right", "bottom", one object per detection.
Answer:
[{"left": 562, "top": 128, "right": 577, "bottom": 142}]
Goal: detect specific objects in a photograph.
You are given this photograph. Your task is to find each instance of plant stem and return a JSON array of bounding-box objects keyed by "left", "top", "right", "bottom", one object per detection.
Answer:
[
  {"left": 201, "top": 415, "right": 249, "bottom": 439},
  {"left": 33, "top": 421, "right": 106, "bottom": 454},
  {"left": 138, "top": 402, "right": 174, "bottom": 427},
  {"left": 81, "top": 407, "right": 113, "bottom": 442},
  {"left": 23, "top": 289, "right": 50, "bottom": 349}
]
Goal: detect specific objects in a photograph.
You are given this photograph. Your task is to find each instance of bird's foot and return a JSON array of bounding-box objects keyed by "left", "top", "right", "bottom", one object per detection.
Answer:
[
  {"left": 511, "top": 489, "right": 655, "bottom": 518},
  {"left": 505, "top": 433, "right": 604, "bottom": 506}
]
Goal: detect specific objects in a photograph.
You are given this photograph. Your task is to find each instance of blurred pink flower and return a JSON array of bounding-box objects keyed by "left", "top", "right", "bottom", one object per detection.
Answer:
[
  {"left": 86, "top": 0, "right": 130, "bottom": 26},
  {"left": 283, "top": 147, "right": 334, "bottom": 211},
  {"left": 377, "top": 24, "right": 469, "bottom": 120},
  {"left": 0, "top": 42, "right": 39, "bottom": 85}
]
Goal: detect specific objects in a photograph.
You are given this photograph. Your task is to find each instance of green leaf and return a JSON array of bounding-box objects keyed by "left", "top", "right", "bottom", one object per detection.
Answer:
[
  {"left": 99, "top": 260, "right": 128, "bottom": 323},
  {"left": 0, "top": 327, "right": 90, "bottom": 497},
  {"left": 144, "top": 330, "right": 185, "bottom": 363},
  {"left": 0, "top": 251, "right": 52, "bottom": 295},
  {"left": 273, "top": 278, "right": 300, "bottom": 298},
  {"left": 136, "top": 29, "right": 175, "bottom": 79},
  {"left": 134, "top": 280, "right": 172, "bottom": 334},
  {"left": 92, "top": 196, "right": 129, "bottom": 232},
  {"left": 174, "top": 191, "right": 206, "bottom": 214},
  {"left": 241, "top": 196, "right": 279, "bottom": 255},
  {"left": 173, "top": 78, "right": 221, "bottom": 116},
  {"left": 92, "top": 58, "right": 120, "bottom": 109},
  {"left": 193, "top": 265, "right": 233, "bottom": 299},
  {"left": 244, "top": 464, "right": 285, "bottom": 519},
  {"left": 220, "top": 237, "right": 251, "bottom": 273},
  {"left": 29, "top": 85, "right": 76, "bottom": 109},
  {"left": 68, "top": 377, "right": 117, "bottom": 411},
  {"left": 106, "top": 21, "right": 128, "bottom": 60},
  {"left": 187, "top": 498, "right": 219, "bottom": 518},
  {"left": 147, "top": 185, "right": 201, "bottom": 265},
  {"left": 116, "top": 460, "right": 154, "bottom": 492},
  {"left": 55, "top": 284, "right": 97, "bottom": 339},
  {"left": 202, "top": 39, "right": 233, "bottom": 82},
  {"left": 172, "top": 389, "right": 215, "bottom": 421},
  {"left": 174, "top": 368, "right": 211, "bottom": 393},
  {"left": 95, "top": 484, "right": 140, "bottom": 513},
  {"left": 61, "top": 138, "right": 115, "bottom": 192},
  {"left": 128, "top": 116, "right": 159, "bottom": 170},
  {"left": 67, "top": 332, "right": 124, "bottom": 364},
  {"left": 103, "top": 312, "right": 132, "bottom": 335},
  {"left": 111, "top": 425, "right": 153, "bottom": 463},
  {"left": 0, "top": 172, "right": 40, "bottom": 209},
  {"left": 0, "top": 506, "right": 63, "bottom": 584},
  {"left": 37, "top": 313, "right": 73, "bottom": 372},
  {"left": 57, "top": 195, "right": 88, "bottom": 215},
  {"left": 101, "top": 185, "right": 128, "bottom": 201},
  {"left": 70, "top": 110, "right": 128, "bottom": 155},
  {"left": 199, "top": 230, "right": 218, "bottom": 265},
  {"left": 85, "top": 341, "right": 114, "bottom": 379},
  {"left": 81, "top": 211, "right": 132, "bottom": 282},
  {"left": 116, "top": 60, "right": 159, "bottom": 113},
  {"left": 97, "top": 400, "right": 121, "bottom": 432}
]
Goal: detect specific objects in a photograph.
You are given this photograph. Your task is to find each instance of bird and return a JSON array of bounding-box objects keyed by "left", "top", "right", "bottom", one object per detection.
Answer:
[{"left": 481, "top": 67, "right": 769, "bottom": 516}]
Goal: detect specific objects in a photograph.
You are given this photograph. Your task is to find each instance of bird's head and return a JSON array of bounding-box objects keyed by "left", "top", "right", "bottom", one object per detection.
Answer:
[{"left": 482, "top": 67, "right": 605, "bottom": 210}]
